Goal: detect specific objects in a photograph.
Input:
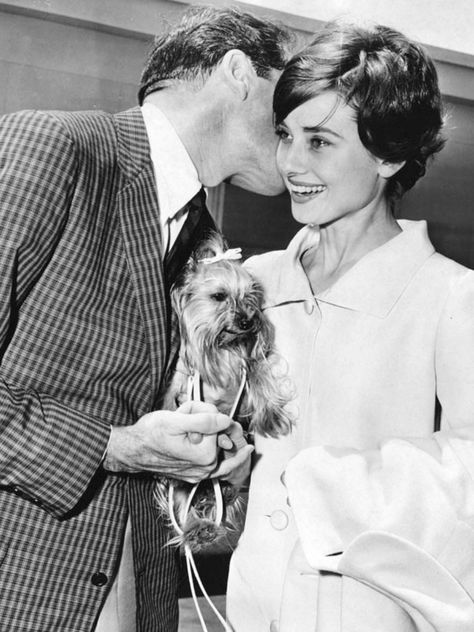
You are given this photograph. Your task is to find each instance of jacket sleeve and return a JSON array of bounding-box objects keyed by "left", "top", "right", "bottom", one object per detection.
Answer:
[
  {"left": 0, "top": 110, "right": 111, "bottom": 519},
  {"left": 284, "top": 270, "right": 474, "bottom": 628}
]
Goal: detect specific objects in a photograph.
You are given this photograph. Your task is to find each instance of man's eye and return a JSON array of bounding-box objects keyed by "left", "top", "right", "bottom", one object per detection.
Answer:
[
  {"left": 275, "top": 126, "right": 291, "bottom": 142},
  {"left": 210, "top": 292, "right": 227, "bottom": 302}
]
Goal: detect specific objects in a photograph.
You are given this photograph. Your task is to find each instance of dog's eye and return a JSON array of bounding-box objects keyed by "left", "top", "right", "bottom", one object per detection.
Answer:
[{"left": 210, "top": 292, "right": 227, "bottom": 302}]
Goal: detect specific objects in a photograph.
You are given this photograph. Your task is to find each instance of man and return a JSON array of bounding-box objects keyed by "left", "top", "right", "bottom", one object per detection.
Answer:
[{"left": 0, "top": 5, "right": 291, "bottom": 632}]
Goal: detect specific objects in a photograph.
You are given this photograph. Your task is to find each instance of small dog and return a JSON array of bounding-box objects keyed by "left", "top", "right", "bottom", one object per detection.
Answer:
[{"left": 155, "top": 231, "right": 292, "bottom": 552}]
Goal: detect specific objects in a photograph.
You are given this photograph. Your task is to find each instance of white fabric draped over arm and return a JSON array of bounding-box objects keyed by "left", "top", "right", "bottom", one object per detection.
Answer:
[{"left": 285, "top": 431, "right": 474, "bottom": 630}]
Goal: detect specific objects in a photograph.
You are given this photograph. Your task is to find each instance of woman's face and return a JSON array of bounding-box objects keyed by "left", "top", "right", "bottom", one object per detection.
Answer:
[{"left": 276, "top": 91, "right": 389, "bottom": 227}]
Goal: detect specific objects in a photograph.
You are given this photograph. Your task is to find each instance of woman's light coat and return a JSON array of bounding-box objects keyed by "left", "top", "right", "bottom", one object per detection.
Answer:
[{"left": 227, "top": 220, "right": 474, "bottom": 632}]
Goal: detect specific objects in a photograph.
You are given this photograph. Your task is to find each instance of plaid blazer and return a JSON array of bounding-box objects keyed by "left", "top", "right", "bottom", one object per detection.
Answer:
[{"left": 0, "top": 108, "right": 180, "bottom": 631}]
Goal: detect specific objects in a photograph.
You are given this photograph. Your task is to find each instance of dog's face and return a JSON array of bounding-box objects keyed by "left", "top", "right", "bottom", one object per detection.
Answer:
[
  {"left": 172, "top": 255, "right": 272, "bottom": 396},
  {"left": 179, "top": 260, "right": 265, "bottom": 347}
]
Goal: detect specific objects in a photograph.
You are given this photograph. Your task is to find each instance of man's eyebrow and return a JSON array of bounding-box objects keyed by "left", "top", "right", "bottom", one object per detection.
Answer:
[{"left": 303, "top": 125, "right": 343, "bottom": 138}]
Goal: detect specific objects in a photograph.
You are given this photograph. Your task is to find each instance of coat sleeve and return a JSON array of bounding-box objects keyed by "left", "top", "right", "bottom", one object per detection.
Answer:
[
  {"left": 284, "top": 270, "right": 474, "bottom": 629},
  {"left": 0, "top": 110, "right": 111, "bottom": 519}
]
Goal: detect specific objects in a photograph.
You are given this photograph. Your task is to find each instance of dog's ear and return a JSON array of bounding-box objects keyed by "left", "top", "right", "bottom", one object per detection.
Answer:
[
  {"left": 244, "top": 352, "right": 294, "bottom": 438},
  {"left": 171, "top": 283, "right": 184, "bottom": 314},
  {"left": 241, "top": 316, "right": 294, "bottom": 437},
  {"left": 193, "top": 230, "right": 228, "bottom": 262},
  {"left": 249, "top": 313, "right": 273, "bottom": 359}
]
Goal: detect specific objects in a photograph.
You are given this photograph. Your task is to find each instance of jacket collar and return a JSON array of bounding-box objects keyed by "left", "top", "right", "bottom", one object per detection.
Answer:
[
  {"left": 266, "top": 220, "right": 435, "bottom": 318},
  {"left": 114, "top": 107, "right": 153, "bottom": 180}
]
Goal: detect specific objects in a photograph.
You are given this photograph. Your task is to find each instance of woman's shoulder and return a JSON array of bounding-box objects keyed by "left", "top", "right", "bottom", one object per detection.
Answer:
[
  {"left": 422, "top": 252, "right": 474, "bottom": 312},
  {"left": 243, "top": 249, "right": 287, "bottom": 289},
  {"left": 427, "top": 251, "right": 474, "bottom": 284}
]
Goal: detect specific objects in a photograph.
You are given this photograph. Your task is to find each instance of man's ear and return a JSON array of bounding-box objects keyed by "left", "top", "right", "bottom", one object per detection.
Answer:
[
  {"left": 219, "top": 49, "right": 254, "bottom": 100},
  {"left": 377, "top": 159, "right": 406, "bottom": 179}
]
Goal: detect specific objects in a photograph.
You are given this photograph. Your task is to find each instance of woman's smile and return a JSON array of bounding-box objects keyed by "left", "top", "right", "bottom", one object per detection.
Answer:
[{"left": 287, "top": 178, "right": 327, "bottom": 202}]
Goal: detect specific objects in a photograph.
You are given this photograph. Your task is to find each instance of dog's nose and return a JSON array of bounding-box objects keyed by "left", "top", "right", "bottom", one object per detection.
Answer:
[{"left": 239, "top": 317, "right": 252, "bottom": 330}]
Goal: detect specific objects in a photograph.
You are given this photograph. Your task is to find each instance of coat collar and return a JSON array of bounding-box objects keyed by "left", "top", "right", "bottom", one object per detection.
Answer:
[
  {"left": 114, "top": 107, "right": 154, "bottom": 180},
  {"left": 266, "top": 220, "right": 435, "bottom": 318},
  {"left": 114, "top": 108, "right": 169, "bottom": 404}
]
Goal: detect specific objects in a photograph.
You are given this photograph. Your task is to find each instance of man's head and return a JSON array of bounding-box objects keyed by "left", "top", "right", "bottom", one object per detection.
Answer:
[
  {"left": 139, "top": 6, "right": 293, "bottom": 196},
  {"left": 138, "top": 6, "right": 290, "bottom": 102}
]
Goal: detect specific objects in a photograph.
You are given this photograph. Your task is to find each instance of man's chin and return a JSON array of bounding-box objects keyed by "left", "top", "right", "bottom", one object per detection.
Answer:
[{"left": 229, "top": 174, "right": 286, "bottom": 197}]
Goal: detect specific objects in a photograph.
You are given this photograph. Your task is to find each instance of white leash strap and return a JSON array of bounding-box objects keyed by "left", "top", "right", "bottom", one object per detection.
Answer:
[{"left": 169, "top": 369, "right": 246, "bottom": 632}]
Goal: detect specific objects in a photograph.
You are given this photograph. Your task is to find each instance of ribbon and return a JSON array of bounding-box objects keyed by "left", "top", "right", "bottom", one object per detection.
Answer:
[{"left": 199, "top": 248, "right": 242, "bottom": 265}]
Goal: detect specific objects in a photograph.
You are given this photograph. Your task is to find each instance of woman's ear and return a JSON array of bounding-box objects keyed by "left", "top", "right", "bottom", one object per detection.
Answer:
[
  {"left": 377, "top": 159, "right": 406, "bottom": 179},
  {"left": 219, "top": 49, "right": 254, "bottom": 100}
]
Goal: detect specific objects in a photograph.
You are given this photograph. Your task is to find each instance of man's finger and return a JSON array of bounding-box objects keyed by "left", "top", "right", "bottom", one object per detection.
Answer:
[
  {"left": 176, "top": 400, "right": 218, "bottom": 414},
  {"left": 177, "top": 412, "right": 231, "bottom": 435},
  {"left": 217, "top": 433, "right": 234, "bottom": 450},
  {"left": 212, "top": 444, "right": 254, "bottom": 478}
]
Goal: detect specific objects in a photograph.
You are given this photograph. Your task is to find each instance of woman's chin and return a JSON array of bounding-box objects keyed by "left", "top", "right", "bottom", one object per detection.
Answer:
[{"left": 291, "top": 206, "right": 321, "bottom": 226}]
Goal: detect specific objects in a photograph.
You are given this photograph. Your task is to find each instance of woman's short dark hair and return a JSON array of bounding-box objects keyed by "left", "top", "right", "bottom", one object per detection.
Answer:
[
  {"left": 274, "top": 21, "right": 445, "bottom": 203},
  {"left": 138, "top": 6, "right": 292, "bottom": 105}
]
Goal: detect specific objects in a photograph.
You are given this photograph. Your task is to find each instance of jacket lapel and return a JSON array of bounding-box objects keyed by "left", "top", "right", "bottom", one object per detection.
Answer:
[{"left": 114, "top": 108, "right": 169, "bottom": 408}]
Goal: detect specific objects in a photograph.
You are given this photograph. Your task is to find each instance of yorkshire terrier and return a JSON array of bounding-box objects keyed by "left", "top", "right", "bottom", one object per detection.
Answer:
[{"left": 154, "top": 231, "right": 292, "bottom": 552}]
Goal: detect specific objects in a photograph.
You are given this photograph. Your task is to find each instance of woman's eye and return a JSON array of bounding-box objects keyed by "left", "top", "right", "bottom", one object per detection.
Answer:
[
  {"left": 311, "top": 137, "right": 329, "bottom": 149},
  {"left": 210, "top": 292, "right": 227, "bottom": 302}
]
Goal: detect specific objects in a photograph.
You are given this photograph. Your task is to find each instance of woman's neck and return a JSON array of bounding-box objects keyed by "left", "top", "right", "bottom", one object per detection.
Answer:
[{"left": 302, "top": 204, "right": 401, "bottom": 294}]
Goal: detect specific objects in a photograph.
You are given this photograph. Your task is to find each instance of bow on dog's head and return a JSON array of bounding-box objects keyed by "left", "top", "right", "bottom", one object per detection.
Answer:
[{"left": 170, "top": 231, "right": 292, "bottom": 437}]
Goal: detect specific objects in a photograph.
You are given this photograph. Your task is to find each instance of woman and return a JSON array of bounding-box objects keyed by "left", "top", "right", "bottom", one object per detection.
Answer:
[{"left": 227, "top": 21, "right": 474, "bottom": 632}]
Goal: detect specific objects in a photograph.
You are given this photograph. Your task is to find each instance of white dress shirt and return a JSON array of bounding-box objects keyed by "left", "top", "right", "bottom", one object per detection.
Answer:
[{"left": 141, "top": 101, "right": 202, "bottom": 255}]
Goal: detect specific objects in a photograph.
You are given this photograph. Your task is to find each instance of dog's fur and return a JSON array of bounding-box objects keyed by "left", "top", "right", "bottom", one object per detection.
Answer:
[{"left": 155, "top": 231, "right": 292, "bottom": 551}]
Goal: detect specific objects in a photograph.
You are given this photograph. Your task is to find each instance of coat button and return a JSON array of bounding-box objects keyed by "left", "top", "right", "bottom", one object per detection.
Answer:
[
  {"left": 270, "top": 620, "right": 279, "bottom": 632},
  {"left": 304, "top": 299, "right": 315, "bottom": 315},
  {"left": 91, "top": 572, "right": 108, "bottom": 587},
  {"left": 269, "top": 509, "right": 288, "bottom": 531}
]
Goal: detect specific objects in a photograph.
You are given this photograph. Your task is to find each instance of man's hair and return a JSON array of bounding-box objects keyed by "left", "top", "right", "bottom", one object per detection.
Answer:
[
  {"left": 138, "top": 5, "right": 292, "bottom": 104},
  {"left": 274, "top": 21, "right": 445, "bottom": 204}
]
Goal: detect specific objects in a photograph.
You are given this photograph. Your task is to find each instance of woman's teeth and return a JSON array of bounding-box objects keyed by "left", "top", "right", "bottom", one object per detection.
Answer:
[{"left": 291, "top": 184, "right": 326, "bottom": 195}]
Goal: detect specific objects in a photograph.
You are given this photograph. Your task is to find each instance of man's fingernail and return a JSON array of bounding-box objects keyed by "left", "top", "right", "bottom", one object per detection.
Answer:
[{"left": 188, "top": 432, "right": 203, "bottom": 444}]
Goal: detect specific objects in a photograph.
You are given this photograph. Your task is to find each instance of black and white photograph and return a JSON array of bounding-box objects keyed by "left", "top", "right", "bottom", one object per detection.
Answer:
[{"left": 0, "top": 1, "right": 473, "bottom": 630}]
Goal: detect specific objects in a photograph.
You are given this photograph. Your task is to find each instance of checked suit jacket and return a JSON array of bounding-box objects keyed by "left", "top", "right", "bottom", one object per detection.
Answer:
[{"left": 0, "top": 107, "right": 183, "bottom": 631}]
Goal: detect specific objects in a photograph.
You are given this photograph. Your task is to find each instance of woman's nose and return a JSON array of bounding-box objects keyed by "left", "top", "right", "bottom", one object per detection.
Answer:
[{"left": 277, "top": 139, "right": 307, "bottom": 175}]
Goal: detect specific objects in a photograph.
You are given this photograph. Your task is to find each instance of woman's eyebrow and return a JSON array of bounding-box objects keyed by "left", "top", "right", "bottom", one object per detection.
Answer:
[{"left": 303, "top": 125, "right": 343, "bottom": 139}]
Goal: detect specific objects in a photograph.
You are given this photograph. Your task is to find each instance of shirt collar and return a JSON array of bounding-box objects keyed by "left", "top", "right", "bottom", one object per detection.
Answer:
[
  {"left": 267, "top": 220, "right": 435, "bottom": 318},
  {"left": 141, "top": 102, "right": 201, "bottom": 223}
]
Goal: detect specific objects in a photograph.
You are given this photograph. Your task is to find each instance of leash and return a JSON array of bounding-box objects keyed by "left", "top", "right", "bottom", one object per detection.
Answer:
[{"left": 168, "top": 367, "right": 247, "bottom": 632}]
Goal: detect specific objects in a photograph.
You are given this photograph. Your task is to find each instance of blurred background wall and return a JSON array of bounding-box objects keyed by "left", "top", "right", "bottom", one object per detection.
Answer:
[{"left": 0, "top": 0, "right": 473, "bottom": 265}]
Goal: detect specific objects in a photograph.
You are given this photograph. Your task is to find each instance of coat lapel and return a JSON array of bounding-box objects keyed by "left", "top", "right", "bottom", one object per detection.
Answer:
[
  {"left": 263, "top": 221, "right": 436, "bottom": 318},
  {"left": 114, "top": 108, "right": 169, "bottom": 408}
]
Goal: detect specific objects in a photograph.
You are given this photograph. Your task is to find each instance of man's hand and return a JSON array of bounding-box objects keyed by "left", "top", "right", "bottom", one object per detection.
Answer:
[
  {"left": 213, "top": 421, "right": 254, "bottom": 489},
  {"left": 103, "top": 401, "right": 231, "bottom": 483}
]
